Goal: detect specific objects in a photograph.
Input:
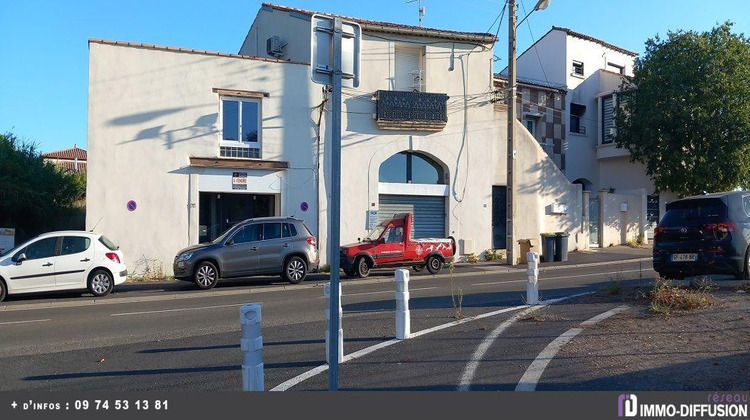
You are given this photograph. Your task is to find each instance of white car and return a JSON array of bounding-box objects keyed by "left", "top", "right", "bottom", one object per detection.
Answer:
[{"left": 0, "top": 231, "right": 127, "bottom": 302}]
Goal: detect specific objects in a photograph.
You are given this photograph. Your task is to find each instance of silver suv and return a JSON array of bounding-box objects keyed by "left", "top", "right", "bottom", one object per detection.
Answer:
[{"left": 173, "top": 217, "right": 319, "bottom": 289}]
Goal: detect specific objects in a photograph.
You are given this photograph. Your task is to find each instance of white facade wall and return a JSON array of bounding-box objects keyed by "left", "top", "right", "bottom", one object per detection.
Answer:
[
  {"left": 88, "top": 8, "right": 590, "bottom": 274},
  {"left": 87, "top": 42, "right": 321, "bottom": 273},
  {"left": 316, "top": 33, "right": 499, "bottom": 263}
]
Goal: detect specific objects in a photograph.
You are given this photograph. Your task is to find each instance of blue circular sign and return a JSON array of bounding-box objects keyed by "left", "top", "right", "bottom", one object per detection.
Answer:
[
  {"left": 127, "top": 200, "right": 137, "bottom": 212},
  {"left": 300, "top": 201, "right": 309, "bottom": 212}
]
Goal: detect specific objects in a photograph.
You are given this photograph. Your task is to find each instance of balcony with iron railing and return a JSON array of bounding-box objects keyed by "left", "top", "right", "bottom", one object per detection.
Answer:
[{"left": 374, "top": 90, "right": 448, "bottom": 131}]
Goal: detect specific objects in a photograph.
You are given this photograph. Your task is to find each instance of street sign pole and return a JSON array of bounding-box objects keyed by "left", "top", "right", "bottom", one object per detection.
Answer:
[
  {"left": 327, "top": 16, "right": 343, "bottom": 391},
  {"left": 311, "top": 12, "right": 358, "bottom": 392}
]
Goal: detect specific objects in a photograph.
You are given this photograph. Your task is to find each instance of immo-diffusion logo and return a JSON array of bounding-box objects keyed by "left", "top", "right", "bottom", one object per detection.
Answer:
[
  {"left": 618, "top": 393, "right": 748, "bottom": 418},
  {"left": 619, "top": 394, "right": 638, "bottom": 417}
]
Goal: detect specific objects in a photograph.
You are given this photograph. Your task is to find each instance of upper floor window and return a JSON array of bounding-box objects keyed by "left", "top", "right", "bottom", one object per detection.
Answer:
[
  {"left": 602, "top": 94, "right": 615, "bottom": 144},
  {"left": 606, "top": 62, "right": 625, "bottom": 75},
  {"left": 395, "top": 45, "right": 424, "bottom": 92},
  {"left": 572, "top": 60, "right": 584, "bottom": 77},
  {"left": 524, "top": 118, "right": 536, "bottom": 138},
  {"left": 570, "top": 103, "right": 586, "bottom": 135},
  {"left": 220, "top": 97, "right": 261, "bottom": 158},
  {"left": 379, "top": 151, "right": 445, "bottom": 184}
]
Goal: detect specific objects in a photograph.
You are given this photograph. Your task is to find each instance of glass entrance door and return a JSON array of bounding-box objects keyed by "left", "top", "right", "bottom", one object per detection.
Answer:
[{"left": 199, "top": 193, "right": 275, "bottom": 242}]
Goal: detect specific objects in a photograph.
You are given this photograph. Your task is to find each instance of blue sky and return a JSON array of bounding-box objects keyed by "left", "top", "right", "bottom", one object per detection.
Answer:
[{"left": 1, "top": 0, "right": 748, "bottom": 153}]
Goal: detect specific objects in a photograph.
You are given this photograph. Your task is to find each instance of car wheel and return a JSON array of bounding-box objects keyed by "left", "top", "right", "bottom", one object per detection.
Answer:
[
  {"left": 426, "top": 255, "right": 443, "bottom": 275},
  {"left": 194, "top": 261, "right": 219, "bottom": 290},
  {"left": 0, "top": 278, "right": 6, "bottom": 302},
  {"left": 412, "top": 265, "right": 424, "bottom": 272},
  {"left": 742, "top": 246, "right": 750, "bottom": 280},
  {"left": 88, "top": 269, "right": 114, "bottom": 297},
  {"left": 355, "top": 257, "right": 371, "bottom": 278},
  {"left": 283, "top": 256, "right": 307, "bottom": 284}
]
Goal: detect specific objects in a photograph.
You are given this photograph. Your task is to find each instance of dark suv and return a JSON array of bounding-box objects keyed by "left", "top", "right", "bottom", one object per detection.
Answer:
[
  {"left": 173, "top": 217, "right": 319, "bottom": 289},
  {"left": 653, "top": 191, "right": 750, "bottom": 280}
]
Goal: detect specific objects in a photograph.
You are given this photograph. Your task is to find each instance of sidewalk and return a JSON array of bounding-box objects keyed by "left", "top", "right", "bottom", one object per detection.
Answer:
[{"left": 451, "top": 244, "right": 652, "bottom": 274}]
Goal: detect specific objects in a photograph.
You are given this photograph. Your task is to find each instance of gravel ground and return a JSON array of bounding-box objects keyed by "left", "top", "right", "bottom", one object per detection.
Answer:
[{"left": 541, "top": 283, "right": 750, "bottom": 391}]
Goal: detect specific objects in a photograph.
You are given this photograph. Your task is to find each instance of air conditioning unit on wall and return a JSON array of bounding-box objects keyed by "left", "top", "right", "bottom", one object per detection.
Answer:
[{"left": 266, "top": 36, "right": 287, "bottom": 58}]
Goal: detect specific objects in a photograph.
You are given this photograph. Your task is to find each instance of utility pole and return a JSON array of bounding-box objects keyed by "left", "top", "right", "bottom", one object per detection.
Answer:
[{"left": 506, "top": 0, "right": 517, "bottom": 266}]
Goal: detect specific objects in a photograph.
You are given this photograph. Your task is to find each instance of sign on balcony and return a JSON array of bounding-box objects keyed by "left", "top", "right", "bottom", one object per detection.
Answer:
[{"left": 375, "top": 90, "right": 448, "bottom": 131}]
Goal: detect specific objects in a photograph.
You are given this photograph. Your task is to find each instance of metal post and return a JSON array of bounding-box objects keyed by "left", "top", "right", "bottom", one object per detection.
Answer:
[
  {"left": 328, "top": 16, "right": 343, "bottom": 391},
  {"left": 325, "top": 282, "right": 344, "bottom": 362},
  {"left": 506, "top": 0, "right": 517, "bottom": 266},
  {"left": 395, "top": 269, "right": 411, "bottom": 339},
  {"left": 526, "top": 252, "right": 539, "bottom": 305},
  {"left": 240, "top": 303, "right": 264, "bottom": 391}
]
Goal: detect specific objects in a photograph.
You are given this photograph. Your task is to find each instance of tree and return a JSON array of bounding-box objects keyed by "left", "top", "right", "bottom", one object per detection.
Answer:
[
  {"left": 614, "top": 22, "right": 750, "bottom": 196},
  {"left": 0, "top": 132, "right": 86, "bottom": 242}
]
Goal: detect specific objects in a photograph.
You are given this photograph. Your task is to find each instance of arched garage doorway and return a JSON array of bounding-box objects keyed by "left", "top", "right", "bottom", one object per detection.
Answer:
[{"left": 378, "top": 151, "right": 448, "bottom": 238}]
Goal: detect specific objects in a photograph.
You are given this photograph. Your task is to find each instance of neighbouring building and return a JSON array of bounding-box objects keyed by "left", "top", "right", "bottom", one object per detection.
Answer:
[
  {"left": 42, "top": 144, "right": 87, "bottom": 174},
  {"left": 87, "top": 3, "right": 585, "bottom": 274},
  {"left": 512, "top": 26, "right": 679, "bottom": 246}
]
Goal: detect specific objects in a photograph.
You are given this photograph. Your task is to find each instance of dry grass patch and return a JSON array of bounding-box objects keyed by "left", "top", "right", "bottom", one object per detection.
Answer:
[{"left": 648, "top": 279, "right": 715, "bottom": 315}]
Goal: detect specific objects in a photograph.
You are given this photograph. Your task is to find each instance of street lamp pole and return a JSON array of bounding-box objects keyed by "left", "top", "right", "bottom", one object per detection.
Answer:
[{"left": 506, "top": 0, "right": 549, "bottom": 266}]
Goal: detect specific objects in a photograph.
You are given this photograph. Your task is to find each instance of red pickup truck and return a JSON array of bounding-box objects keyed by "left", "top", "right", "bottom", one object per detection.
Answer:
[{"left": 340, "top": 213, "right": 456, "bottom": 278}]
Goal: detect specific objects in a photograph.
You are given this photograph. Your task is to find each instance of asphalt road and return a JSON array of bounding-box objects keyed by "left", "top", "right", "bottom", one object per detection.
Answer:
[{"left": 0, "top": 260, "right": 655, "bottom": 391}]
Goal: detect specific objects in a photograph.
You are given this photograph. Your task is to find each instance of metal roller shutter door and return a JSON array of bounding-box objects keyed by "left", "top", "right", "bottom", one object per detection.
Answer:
[{"left": 378, "top": 194, "right": 446, "bottom": 239}]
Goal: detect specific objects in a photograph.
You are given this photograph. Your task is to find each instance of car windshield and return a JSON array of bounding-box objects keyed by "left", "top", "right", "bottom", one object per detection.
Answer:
[
  {"left": 364, "top": 225, "right": 386, "bottom": 241},
  {"left": 0, "top": 243, "right": 22, "bottom": 258},
  {"left": 212, "top": 226, "right": 238, "bottom": 244}
]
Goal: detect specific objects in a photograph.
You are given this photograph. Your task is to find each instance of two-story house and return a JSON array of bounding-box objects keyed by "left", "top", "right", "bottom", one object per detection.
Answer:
[{"left": 86, "top": 3, "right": 585, "bottom": 273}]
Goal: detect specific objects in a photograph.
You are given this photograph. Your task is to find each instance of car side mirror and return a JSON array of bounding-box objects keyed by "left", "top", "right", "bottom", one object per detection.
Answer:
[
  {"left": 358, "top": 238, "right": 361, "bottom": 242},
  {"left": 15, "top": 253, "right": 27, "bottom": 265},
  {"left": 226, "top": 239, "right": 235, "bottom": 247}
]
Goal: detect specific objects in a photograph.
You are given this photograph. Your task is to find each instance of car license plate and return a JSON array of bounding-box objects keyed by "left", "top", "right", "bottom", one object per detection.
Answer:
[{"left": 671, "top": 253, "right": 697, "bottom": 262}]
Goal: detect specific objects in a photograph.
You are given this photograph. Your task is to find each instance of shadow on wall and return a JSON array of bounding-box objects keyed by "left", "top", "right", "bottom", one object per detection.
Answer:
[
  {"left": 110, "top": 108, "right": 218, "bottom": 150},
  {"left": 519, "top": 153, "right": 580, "bottom": 237}
]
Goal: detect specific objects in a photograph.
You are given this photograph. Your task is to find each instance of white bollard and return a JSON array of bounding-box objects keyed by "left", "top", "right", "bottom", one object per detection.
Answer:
[
  {"left": 526, "top": 251, "right": 539, "bottom": 305},
  {"left": 395, "top": 269, "right": 411, "bottom": 339},
  {"left": 324, "top": 282, "right": 344, "bottom": 363},
  {"left": 240, "top": 303, "right": 264, "bottom": 391}
]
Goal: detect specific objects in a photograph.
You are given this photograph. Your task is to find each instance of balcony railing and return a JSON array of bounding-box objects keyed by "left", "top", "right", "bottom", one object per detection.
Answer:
[{"left": 375, "top": 90, "right": 448, "bottom": 131}]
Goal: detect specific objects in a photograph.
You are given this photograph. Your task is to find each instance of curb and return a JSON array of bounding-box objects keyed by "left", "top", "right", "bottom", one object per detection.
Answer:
[{"left": 0, "top": 258, "right": 655, "bottom": 313}]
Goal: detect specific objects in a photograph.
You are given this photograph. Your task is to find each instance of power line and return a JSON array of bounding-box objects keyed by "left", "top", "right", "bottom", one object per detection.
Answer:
[{"left": 519, "top": 0, "right": 551, "bottom": 85}]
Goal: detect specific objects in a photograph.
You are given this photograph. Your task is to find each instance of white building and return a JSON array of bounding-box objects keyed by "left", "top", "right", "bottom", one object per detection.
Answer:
[
  {"left": 87, "top": 3, "right": 585, "bottom": 275},
  {"left": 514, "top": 26, "right": 678, "bottom": 244}
]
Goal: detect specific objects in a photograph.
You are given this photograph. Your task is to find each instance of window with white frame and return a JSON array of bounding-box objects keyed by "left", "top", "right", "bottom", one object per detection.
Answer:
[
  {"left": 606, "top": 62, "right": 625, "bottom": 75},
  {"left": 602, "top": 94, "right": 615, "bottom": 144},
  {"left": 524, "top": 118, "right": 536, "bottom": 138},
  {"left": 572, "top": 60, "right": 584, "bottom": 77},
  {"left": 220, "top": 97, "right": 261, "bottom": 158}
]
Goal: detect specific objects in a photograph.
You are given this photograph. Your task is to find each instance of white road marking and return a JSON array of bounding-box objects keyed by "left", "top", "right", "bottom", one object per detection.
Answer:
[
  {"left": 0, "top": 318, "right": 51, "bottom": 326},
  {"left": 270, "top": 292, "right": 593, "bottom": 391},
  {"left": 317, "top": 286, "right": 438, "bottom": 299},
  {"left": 515, "top": 305, "right": 629, "bottom": 391},
  {"left": 457, "top": 307, "right": 537, "bottom": 391},
  {"left": 110, "top": 303, "right": 247, "bottom": 317},
  {"left": 471, "top": 268, "right": 653, "bottom": 286}
]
